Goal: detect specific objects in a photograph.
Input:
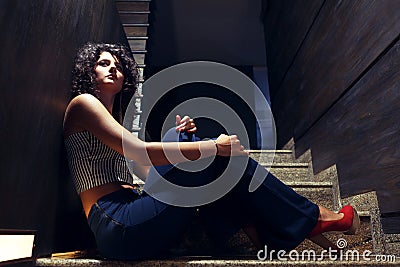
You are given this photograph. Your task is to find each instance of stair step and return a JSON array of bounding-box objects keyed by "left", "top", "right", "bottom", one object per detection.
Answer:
[
  {"left": 293, "top": 187, "right": 334, "bottom": 210},
  {"left": 119, "top": 13, "right": 149, "bottom": 24},
  {"left": 295, "top": 216, "right": 377, "bottom": 257},
  {"left": 122, "top": 23, "right": 150, "bottom": 27},
  {"left": 133, "top": 54, "right": 145, "bottom": 65},
  {"left": 115, "top": 0, "right": 151, "bottom": 2},
  {"left": 119, "top": 11, "right": 151, "bottom": 14},
  {"left": 124, "top": 26, "right": 148, "bottom": 37},
  {"left": 285, "top": 181, "right": 332, "bottom": 187},
  {"left": 249, "top": 150, "right": 308, "bottom": 164},
  {"left": 268, "top": 164, "right": 310, "bottom": 182},
  {"left": 115, "top": 1, "right": 150, "bottom": 12},
  {"left": 128, "top": 39, "right": 146, "bottom": 51},
  {"left": 131, "top": 50, "right": 147, "bottom": 54},
  {"left": 131, "top": 126, "right": 141, "bottom": 132},
  {"left": 36, "top": 258, "right": 399, "bottom": 266},
  {"left": 127, "top": 36, "right": 148, "bottom": 40},
  {"left": 266, "top": 163, "right": 310, "bottom": 167}
]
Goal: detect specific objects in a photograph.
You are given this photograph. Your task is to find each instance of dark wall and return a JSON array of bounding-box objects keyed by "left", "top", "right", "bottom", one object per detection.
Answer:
[
  {"left": 264, "top": 0, "right": 400, "bottom": 232},
  {"left": 142, "top": 66, "right": 259, "bottom": 149},
  {"left": 0, "top": 0, "right": 127, "bottom": 256},
  {"left": 148, "top": 0, "right": 266, "bottom": 66}
]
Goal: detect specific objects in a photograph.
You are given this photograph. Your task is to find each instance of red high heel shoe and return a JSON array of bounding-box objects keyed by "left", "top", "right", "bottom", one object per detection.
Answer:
[
  {"left": 309, "top": 205, "right": 360, "bottom": 237},
  {"left": 308, "top": 205, "right": 360, "bottom": 249}
]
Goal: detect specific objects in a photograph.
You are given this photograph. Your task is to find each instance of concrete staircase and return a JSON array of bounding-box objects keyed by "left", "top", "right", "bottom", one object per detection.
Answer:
[
  {"left": 36, "top": 149, "right": 399, "bottom": 266},
  {"left": 115, "top": 0, "right": 152, "bottom": 136},
  {"left": 36, "top": 0, "right": 400, "bottom": 265}
]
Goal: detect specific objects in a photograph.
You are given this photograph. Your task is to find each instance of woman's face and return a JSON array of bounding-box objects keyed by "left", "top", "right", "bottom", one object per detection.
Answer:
[{"left": 94, "top": 51, "right": 124, "bottom": 93}]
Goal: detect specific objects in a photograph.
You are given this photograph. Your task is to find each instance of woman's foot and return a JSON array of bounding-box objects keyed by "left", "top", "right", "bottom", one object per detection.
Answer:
[
  {"left": 309, "top": 205, "right": 360, "bottom": 237},
  {"left": 243, "top": 223, "right": 263, "bottom": 249},
  {"left": 308, "top": 205, "right": 360, "bottom": 249}
]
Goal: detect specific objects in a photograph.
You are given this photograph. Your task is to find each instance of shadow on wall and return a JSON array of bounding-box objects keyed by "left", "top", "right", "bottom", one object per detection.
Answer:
[
  {"left": 0, "top": 0, "right": 128, "bottom": 256},
  {"left": 264, "top": 0, "right": 400, "bottom": 232}
]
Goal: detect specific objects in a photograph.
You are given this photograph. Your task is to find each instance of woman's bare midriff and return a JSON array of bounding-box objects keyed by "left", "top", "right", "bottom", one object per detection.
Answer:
[{"left": 80, "top": 182, "right": 138, "bottom": 218}]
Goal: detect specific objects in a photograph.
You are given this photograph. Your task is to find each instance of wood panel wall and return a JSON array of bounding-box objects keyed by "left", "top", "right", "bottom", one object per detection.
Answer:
[
  {"left": 264, "top": 0, "right": 400, "bottom": 232},
  {"left": 0, "top": 0, "right": 128, "bottom": 256}
]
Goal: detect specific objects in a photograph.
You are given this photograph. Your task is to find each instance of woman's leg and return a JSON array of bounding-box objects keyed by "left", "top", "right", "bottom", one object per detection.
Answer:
[
  {"left": 196, "top": 156, "right": 320, "bottom": 251},
  {"left": 197, "top": 156, "right": 359, "bottom": 251},
  {"left": 141, "top": 130, "right": 356, "bottom": 255},
  {"left": 153, "top": 129, "right": 320, "bottom": 251},
  {"left": 145, "top": 154, "right": 319, "bottom": 251},
  {"left": 87, "top": 188, "right": 196, "bottom": 260}
]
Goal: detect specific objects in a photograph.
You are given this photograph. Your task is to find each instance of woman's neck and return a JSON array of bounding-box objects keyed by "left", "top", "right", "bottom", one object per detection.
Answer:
[{"left": 98, "top": 92, "right": 115, "bottom": 114}]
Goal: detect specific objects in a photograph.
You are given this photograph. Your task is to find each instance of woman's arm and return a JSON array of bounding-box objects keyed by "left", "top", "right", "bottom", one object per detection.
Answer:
[
  {"left": 131, "top": 114, "right": 198, "bottom": 179},
  {"left": 131, "top": 163, "right": 150, "bottom": 180},
  {"left": 64, "top": 94, "right": 247, "bottom": 166}
]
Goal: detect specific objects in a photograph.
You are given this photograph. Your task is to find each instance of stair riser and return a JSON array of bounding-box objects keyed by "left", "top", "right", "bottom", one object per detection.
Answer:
[
  {"left": 133, "top": 54, "right": 145, "bottom": 65},
  {"left": 128, "top": 39, "right": 147, "bottom": 51},
  {"left": 116, "top": 2, "right": 150, "bottom": 12},
  {"left": 269, "top": 167, "right": 310, "bottom": 182},
  {"left": 250, "top": 153, "right": 306, "bottom": 164},
  {"left": 124, "top": 26, "right": 148, "bottom": 37},
  {"left": 250, "top": 153, "right": 292, "bottom": 164},
  {"left": 293, "top": 187, "right": 334, "bottom": 210},
  {"left": 119, "top": 13, "right": 148, "bottom": 24}
]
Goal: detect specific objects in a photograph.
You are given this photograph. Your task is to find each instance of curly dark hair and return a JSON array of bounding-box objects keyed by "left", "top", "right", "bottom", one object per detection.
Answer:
[
  {"left": 72, "top": 42, "right": 138, "bottom": 96},
  {"left": 71, "top": 42, "right": 139, "bottom": 122}
]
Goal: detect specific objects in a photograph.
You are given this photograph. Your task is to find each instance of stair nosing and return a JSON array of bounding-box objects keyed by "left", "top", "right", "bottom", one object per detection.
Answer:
[
  {"left": 127, "top": 36, "right": 148, "bottom": 40},
  {"left": 131, "top": 127, "right": 141, "bottom": 132},
  {"left": 37, "top": 255, "right": 394, "bottom": 266},
  {"left": 123, "top": 23, "right": 150, "bottom": 27},
  {"left": 285, "top": 181, "right": 332, "bottom": 187},
  {"left": 118, "top": 11, "right": 151, "bottom": 14},
  {"left": 131, "top": 50, "right": 147, "bottom": 54},
  {"left": 115, "top": 0, "right": 151, "bottom": 2},
  {"left": 262, "top": 163, "right": 309, "bottom": 168},
  {"left": 248, "top": 150, "right": 292, "bottom": 153}
]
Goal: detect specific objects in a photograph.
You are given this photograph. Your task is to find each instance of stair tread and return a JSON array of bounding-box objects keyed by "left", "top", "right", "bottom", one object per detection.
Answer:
[
  {"left": 285, "top": 181, "right": 332, "bottom": 187},
  {"left": 127, "top": 36, "right": 148, "bottom": 40},
  {"left": 249, "top": 150, "right": 310, "bottom": 164},
  {"left": 267, "top": 162, "right": 309, "bottom": 167},
  {"left": 118, "top": 11, "right": 150, "bottom": 14},
  {"left": 123, "top": 23, "right": 150, "bottom": 26},
  {"left": 36, "top": 257, "right": 398, "bottom": 266},
  {"left": 117, "top": 0, "right": 151, "bottom": 1},
  {"left": 248, "top": 150, "right": 293, "bottom": 153}
]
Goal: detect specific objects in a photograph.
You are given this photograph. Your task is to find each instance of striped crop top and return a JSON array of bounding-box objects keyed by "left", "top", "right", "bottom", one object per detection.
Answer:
[{"left": 64, "top": 131, "right": 136, "bottom": 194}]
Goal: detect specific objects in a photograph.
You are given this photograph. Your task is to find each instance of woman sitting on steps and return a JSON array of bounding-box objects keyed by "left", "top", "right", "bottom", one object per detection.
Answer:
[{"left": 63, "top": 42, "right": 360, "bottom": 260}]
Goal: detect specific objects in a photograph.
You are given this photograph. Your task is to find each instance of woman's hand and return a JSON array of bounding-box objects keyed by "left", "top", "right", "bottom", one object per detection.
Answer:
[
  {"left": 175, "top": 115, "right": 197, "bottom": 133},
  {"left": 215, "top": 134, "right": 248, "bottom": 156}
]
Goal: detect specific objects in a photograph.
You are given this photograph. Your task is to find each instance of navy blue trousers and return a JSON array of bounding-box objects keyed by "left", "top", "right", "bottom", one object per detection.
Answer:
[{"left": 87, "top": 131, "right": 319, "bottom": 260}]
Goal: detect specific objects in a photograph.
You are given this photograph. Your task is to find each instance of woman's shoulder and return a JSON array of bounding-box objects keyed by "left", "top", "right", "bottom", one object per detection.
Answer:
[
  {"left": 66, "top": 93, "right": 108, "bottom": 117},
  {"left": 68, "top": 93, "right": 101, "bottom": 109},
  {"left": 64, "top": 94, "right": 105, "bottom": 136}
]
